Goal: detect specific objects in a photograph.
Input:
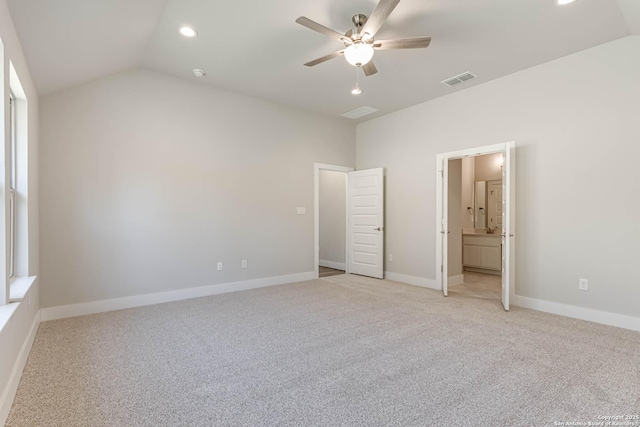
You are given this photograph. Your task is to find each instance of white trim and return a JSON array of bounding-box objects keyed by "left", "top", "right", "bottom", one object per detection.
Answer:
[
  {"left": 0, "top": 304, "right": 19, "bottom": 334},
  {"left": 512, "top": 295, "right": 640, "bottom": 333},
  {"left": 41, "top": 272, "right": 315, "bottom": 321},
  {"left": 448, "top": 274, "right": 464, "bottom": 286},
  {"left": 0, "top": 310, "right": 40, "bottom": 426},
  {"left": 314, "top": 163, "right": 354, "bottom": 279},
  {"left": 385, "top": 271, "right": 439, "bottom": 290},
  {"left": 319, "top": 260, "right": 346, "bottom": 271},
  {"left": 9, "top": 276, "right": 37, "bottom": 302}
]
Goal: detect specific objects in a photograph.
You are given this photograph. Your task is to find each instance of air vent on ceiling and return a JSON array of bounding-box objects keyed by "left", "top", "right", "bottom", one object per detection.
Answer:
[
  {"left": 340, "top": 106, "right": 379, "bottom": 119},
  {"left": 441, "top": 71, "right": 477, "bottom": 87}
]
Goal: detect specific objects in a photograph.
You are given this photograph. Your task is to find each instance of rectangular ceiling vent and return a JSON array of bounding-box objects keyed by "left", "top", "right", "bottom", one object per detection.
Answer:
[
  {"left": 441, "top": 71, "right": 477, "bottom": 87},
  {"left": 341, "top": 106, "right": 379, "bottom": 119}
]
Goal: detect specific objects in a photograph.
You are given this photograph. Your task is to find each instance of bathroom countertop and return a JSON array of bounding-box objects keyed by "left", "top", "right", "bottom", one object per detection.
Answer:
[{"left": 462, "top": 232, "right": 502, "bottom": 237}]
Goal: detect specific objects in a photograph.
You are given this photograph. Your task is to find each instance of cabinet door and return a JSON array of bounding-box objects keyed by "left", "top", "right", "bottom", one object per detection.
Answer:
[{"left": 463, "top": 244, "right": 501, "bottom": 270}]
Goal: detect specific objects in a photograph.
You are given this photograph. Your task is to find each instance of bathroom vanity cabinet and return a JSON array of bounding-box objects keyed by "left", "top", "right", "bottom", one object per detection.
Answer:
[{"left": 462, "top": 234, "right": 502, "bottom": 274}]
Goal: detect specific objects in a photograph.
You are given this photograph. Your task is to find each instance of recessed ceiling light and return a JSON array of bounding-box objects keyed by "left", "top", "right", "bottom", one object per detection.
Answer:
[
  {"left": 557, "top": 0, "right": 576, "bottom": 5},
  {"left": 192, "top": 69, "right": 206, "bottom": 78},
  {"left": 179, "top": 26, "right": 198, "bottom": 37}
]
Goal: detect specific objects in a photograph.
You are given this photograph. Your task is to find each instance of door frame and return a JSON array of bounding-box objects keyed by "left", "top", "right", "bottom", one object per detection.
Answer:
[
  {"left": 435, "top": 142, "right": 515, "bottom": 303},
  {"left": 314, "top": 163, "right": 354, "bottom": 279}
]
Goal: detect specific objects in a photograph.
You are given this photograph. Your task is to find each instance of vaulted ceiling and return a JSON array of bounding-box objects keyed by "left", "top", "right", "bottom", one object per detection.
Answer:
[{"left": 8, "top": 0, "right": 638, "bottom": 120}]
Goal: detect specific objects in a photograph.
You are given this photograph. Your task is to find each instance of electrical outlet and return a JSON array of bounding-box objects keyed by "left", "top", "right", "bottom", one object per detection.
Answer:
[
  {"left": 387, "top": 254, "right": 393, "bottom": 262},
  {"left": 579, "top": 278, "right": 589, "bottom": 291},
  {"left": 217, "top": 262, "right": 223, "bottom": 271},
  {"left": 242, "top": 260, "right": 247, "bottom": 269},
  {"left": 297, "top": 207, "right": 306, "bottom": 215}
]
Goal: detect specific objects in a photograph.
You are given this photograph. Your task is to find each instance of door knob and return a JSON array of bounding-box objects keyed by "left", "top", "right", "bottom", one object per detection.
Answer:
[{"left": 374, "top": 227, "right": 382, "bottom": 231}]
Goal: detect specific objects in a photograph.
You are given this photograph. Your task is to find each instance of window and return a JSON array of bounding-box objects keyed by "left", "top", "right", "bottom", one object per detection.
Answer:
[{"left": 9, "top": 93, "right": 16, "bottom": 279}]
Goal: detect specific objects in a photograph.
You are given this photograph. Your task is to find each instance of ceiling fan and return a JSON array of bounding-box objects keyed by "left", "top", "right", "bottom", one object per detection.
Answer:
[{"left": 296, "top": 0, "right": 431, "bottom": 77}]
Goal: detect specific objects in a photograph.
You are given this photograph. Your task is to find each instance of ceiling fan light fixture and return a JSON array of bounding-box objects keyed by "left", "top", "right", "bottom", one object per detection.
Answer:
[
  {"left": 556, "top": 0, "right": 576, "bottom": 4},
  {"left": 179, "top": 26, "right": 198, "bottom": 37},
  {"left": 351, "top": 85, "right": 362, "bottom": 95},
  {"left": 344, "top": 42, "right": 374, "bottom": 67}
]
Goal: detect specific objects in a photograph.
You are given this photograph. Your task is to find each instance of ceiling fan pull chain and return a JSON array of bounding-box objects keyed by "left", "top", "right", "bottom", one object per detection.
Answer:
[{"left": 352, "top": 66, "right": 362, "bottom": 95}]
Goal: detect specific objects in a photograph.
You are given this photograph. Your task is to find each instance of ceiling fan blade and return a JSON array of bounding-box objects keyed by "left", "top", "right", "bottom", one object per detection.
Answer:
[
  {"left": 296, "top": 17, "right": 349, "bottom": 43},
  {"left": 362, "top": 61, "right": 378, "bottom": 76},
  {"left": 361, "top": 0, "right": 401, "bottom": 39},
  {"left": 304, "top": 50, "right": 345, "bottom": 67},
  {"left": 373, "top": 37, "right": 432, "bottom": 50}
]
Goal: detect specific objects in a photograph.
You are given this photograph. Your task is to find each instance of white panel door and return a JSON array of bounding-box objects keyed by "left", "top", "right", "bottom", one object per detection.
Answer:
[
  {"left": 348, "top": 168, "right": 384, "bottom": 278},
  {"left": 501, "top": 143, "right": 516, "bottom": 311}
]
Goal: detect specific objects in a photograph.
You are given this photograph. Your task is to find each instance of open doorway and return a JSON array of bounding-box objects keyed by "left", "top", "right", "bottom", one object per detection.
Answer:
[
  {"left": 314, "top": 164, "right": 385, "bottom": 280},
  {"left": 319, "top": 169, "right": 347, "bottom": 277},
  {"left": 314, "top": 163, "right": 353, "bottom": 279},
  {"left": 435, "top": 142, "right": 515, "bottom": 311},
  {"left": 448, "top": 153, "right": 504, "bottom": 303}
]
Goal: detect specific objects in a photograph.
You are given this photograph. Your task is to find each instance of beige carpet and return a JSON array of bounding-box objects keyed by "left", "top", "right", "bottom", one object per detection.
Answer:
[{"left": 6, "top": 274, "right": 640, "bottom": 426}]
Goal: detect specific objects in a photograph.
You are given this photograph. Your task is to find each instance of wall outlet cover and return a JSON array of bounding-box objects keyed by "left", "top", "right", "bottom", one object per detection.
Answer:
[
  {"left": 297, "top": 207, "right": 306, "bottom": 215},
  {"left": 579, "top": 278, "right": 588, "bottom": 291},
  {"left": 217, "top": 262, "right": 223, "bottom": 271}
]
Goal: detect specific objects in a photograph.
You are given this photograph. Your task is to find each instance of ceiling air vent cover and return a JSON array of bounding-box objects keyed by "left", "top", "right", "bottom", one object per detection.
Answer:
[
  {"left": 441, "top": 71, "right": 477, "bottom": 87},
  {"left": 341, "top": 106, "right": 379, "bottom": 119}
]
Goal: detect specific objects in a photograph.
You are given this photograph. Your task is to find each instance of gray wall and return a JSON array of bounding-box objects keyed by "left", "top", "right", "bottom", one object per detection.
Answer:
[
  {"left": 319, "top": 170, "right": 346, "bottom": 267},
  {"left": 40, "top": 69, "right": 355, "bottom": 308},
  {"left": 357, "top": 36, "right": 640, "bottom": 318}
]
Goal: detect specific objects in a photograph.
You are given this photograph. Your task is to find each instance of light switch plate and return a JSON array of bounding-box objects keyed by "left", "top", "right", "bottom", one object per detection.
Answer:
[
  {"left": 242, "top": 260, "right": 247, "bottom": 269},
  {"left": 297, "top": 207, "right": 306, "bottom": 215}
]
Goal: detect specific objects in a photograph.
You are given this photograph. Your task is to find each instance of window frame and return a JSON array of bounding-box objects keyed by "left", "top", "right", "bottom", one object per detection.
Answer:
[{"left": 8, "top": 93, "right": 16, "bottom": 280}]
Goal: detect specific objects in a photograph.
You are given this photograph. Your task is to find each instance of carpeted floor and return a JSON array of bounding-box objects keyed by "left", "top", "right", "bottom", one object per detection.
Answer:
[{"left": 6, "top": 274, "right": 640, "bottom": 426}]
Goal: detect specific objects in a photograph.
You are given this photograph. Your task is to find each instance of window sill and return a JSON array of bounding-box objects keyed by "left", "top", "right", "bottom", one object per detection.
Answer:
[
  {"left": 10, "top": 275, "right": 37, "bottom": 302},
  {"left": 0, "top": 303, "right": 19, "bottom": 334}
]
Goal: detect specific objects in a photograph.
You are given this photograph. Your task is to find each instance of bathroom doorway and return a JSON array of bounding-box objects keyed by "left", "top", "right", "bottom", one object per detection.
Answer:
[{"left": 435, "top": 142, "right": 516, "bottom": 310}]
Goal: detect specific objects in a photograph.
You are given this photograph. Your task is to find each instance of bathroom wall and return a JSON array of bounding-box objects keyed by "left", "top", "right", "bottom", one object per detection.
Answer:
[{"left": 448, "top": 159, "right": 462, "bottom": 277}]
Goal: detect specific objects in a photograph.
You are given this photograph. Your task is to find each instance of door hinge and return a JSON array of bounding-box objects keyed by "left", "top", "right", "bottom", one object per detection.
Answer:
[{"left": 441, "top": 265, "right": 443, "bottom": 272}]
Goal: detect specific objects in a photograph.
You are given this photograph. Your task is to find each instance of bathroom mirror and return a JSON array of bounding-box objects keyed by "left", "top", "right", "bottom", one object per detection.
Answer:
[{"left": 474, "top": 181, "right": 486, "bottom": 228}]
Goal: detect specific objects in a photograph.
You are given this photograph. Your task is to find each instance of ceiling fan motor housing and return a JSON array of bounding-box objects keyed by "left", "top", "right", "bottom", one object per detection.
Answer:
[
  {"left": 352, "top": 14, "right": 368, "bottom": 28},
  {"left": 347, "top": 14, "right": 369, "bottom": 42}
]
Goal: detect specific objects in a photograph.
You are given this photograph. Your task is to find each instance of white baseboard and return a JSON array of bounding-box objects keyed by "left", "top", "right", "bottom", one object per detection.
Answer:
[
  {"left": 319, "top": 260, "right": 346, "bottom": 271},
  {"left": 385, "top": 271, "right": 440, "bottom": 290},
  {"left": 41, "top": 272, "right": 316, "bottom": 321},
  {"left": 0, "top": 310, "right": 40, "bottom": 426},
  {"left": 448, "top": 274, "right": 464, "bottom": 286},
  {"left": 511, "top": 295, "right": 640, "bottom": 332}
]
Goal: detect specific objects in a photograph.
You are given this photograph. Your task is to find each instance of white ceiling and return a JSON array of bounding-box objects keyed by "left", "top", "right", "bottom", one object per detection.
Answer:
[{"left": 8, "top": 0, "right": 636, "bottom": 121}]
